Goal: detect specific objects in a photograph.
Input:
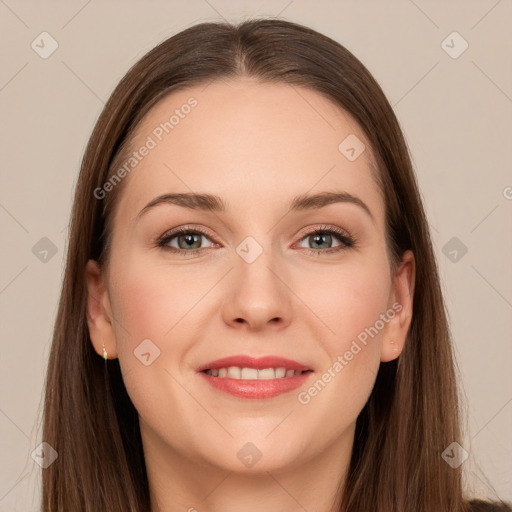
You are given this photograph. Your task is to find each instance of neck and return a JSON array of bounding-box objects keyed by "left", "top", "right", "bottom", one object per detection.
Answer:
[{"left": 143, "top": 422, "right": 355, "bottom": 512}]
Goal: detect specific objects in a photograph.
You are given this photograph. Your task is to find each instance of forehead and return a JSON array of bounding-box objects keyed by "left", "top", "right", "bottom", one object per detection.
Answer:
[{"left": 113, "top": 78, "right": 384, "bottom": 227}]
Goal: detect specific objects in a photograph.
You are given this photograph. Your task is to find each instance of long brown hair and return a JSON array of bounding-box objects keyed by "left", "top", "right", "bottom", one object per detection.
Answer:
[{"left": 41, "top": 18, "right": 511, "bottom": 511}]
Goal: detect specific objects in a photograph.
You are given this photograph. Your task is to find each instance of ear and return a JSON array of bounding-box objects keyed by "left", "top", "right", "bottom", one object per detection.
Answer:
[
  {"left": 84, "top": 259, "right": 118, "bottom": 359},
  {"left": 381, "top": 249, "right": 415, "bottom": 362}
]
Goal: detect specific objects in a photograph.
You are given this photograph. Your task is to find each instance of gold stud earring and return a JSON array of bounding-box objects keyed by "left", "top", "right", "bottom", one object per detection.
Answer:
[{"left": 102, "top": 342, "right": 108, "bottom": 360}]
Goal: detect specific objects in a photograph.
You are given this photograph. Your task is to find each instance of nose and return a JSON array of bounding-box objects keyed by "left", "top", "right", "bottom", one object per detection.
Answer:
[{"left": 220, "top": 251, "right": 293, "bottom": 332}]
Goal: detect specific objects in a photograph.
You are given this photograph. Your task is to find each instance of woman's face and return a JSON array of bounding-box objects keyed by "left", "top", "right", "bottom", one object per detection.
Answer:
[{"left": 86, "top": 78, "right": 414, "bottom": 476}]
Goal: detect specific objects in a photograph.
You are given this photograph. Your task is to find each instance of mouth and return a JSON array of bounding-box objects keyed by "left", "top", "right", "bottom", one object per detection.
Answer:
[
  {"left": 201, "top": 367, "right": 311, "bottom": 379},
  {"left": 197, "top": 355, "right": 314, "bottom": 399}
]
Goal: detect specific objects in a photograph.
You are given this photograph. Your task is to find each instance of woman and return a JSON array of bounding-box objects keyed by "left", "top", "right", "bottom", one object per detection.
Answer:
[{"left": 41, "top": 18, "right": 511, "bottom": 511}]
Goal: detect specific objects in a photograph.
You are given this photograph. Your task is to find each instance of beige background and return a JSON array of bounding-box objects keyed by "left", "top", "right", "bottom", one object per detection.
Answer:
[{"left": 1, "top": 0, "right": 511, "bottom": 509}]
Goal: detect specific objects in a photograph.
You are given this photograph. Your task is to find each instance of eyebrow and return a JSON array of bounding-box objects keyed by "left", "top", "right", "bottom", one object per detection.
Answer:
[{"left": 137, "top": 191, "right": 374, "bottom": 223}]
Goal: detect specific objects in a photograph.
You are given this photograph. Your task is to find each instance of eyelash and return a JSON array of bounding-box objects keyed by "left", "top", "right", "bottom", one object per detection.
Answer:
[{"left": 155, "top": 224, "right": 357, "bottom": 257}]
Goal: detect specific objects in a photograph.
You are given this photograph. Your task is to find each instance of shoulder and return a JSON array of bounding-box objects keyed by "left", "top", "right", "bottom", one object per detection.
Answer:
[{"left": 468, "top": 500, "right": 512, "bottom": 511}]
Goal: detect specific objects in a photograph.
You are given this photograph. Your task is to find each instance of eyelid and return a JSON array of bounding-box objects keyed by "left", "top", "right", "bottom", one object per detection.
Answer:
[
  {"left": 156, "top": 224, "right": 217, "bottom": 249},
  {"left": 156, "top": 223, "right": 357, "bottom": 254},
  {"left": 296, "top": 224, "right": 352, "bottom": 240},
  {"left": 293, "top": 224, "right": 356, "bottom": 252}
]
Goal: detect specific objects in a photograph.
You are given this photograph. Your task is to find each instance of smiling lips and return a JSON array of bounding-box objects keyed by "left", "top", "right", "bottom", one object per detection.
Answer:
[{"left": 197, "top": 355, "right": 314, "bottom": 399}]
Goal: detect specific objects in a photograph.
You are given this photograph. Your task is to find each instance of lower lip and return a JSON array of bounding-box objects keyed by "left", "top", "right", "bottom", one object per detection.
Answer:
[{"left": 198, "top": 371, "right": 314, "bottom": 399}]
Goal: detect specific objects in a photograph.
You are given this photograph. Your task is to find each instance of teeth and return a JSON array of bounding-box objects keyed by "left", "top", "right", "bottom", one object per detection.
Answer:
[
  {"left": 275, "top": 367, "right": 286, "bottom": 378},
  {"left": 241, "top": 367, "right": 258, "bottom": 379},
  {"left": 227, "top": 366, "right": 241, "bottom": 379},
  {"left": 257, "top": 368, "right": 275, "bottom": 380},
  {"left": 204, "top": 366, "right": 306, "bottom": 379}
]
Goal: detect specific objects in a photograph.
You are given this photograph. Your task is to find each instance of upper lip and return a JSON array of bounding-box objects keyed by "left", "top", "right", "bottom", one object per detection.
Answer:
[{"left": 197, "top": 355, "right": 313, "bottom": 373}]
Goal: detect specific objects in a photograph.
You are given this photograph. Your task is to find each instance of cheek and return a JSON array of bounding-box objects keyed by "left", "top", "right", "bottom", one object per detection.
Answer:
[
  {"left": 111, "top": 274, "right": 173, "bottom": 350},
  {"left": 106, "top": 254, "right": 218, "bottom": 408},
  {"left": 108, "top": 256, "right": 210, "bottom": 347},
  {"left": 296, "top": 252, "right": 391, "bottom": 349},
  {"left": 294, "top": 253, "right": 391, "bottom": 409},
  {"left": 106, "top": 259, "right": 205, "bottom": 439}
]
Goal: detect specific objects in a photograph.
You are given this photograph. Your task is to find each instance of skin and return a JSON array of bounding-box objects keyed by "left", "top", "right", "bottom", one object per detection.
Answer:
[{"left": 85, "top": 77, "right": 415, "bottom": 512}]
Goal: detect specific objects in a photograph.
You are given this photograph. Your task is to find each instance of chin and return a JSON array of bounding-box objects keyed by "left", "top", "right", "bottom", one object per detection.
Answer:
[{"left": 194, "top": 434, "right": 307, "bottom": 475}]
